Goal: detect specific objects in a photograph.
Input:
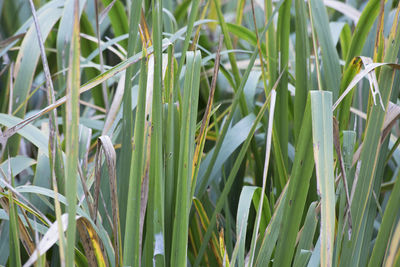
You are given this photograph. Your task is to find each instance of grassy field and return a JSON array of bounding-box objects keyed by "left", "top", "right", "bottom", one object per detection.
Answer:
[{"left": 0, "top": 0, "right": 400, "bottom": 266}]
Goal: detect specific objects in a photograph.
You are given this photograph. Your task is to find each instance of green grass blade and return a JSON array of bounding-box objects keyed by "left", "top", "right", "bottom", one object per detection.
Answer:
[
  {"left": 333, "top": 130, "right": 356, "bottom": 267},
  {"left": 0, "top": 114, "right": 48, "bottom": 154},
  {"left": 251, "top": 188, "right": 272, "bottom": 239},
  {"left": 6, "top": 4, "right": 62, "bottom": 157},
  {"left": 0, "top": 42, "right": 170, "bottom": 146},
  {"left": 190, "top": 36, "right": 223, "bottom": 201},
  {"left": 170, "top": 50, "right": 201, "bottom": 267},
  {"left": 56, "top": 0, "right": 85, "bottom": 99},
  {"left": 123, "top": 50, "right": 148, "bottom": 267},
  {"left": 344, "top": 0, "right": 381, "bottom": 67},
  {"left": 28, "top": 5, "right": 66, "bottom": 253},
  {"left": 196, "top": 0, "right": 284, "bottom": 196},
  {"left": 383, "top": 219, "right": 400, "bottom": 266},
  {"left": 308, "top": 237, "right": 321, "bottom": 266},
  {"left": 95, "top": 136, "right": 121, "bottom": 266},
  {"left": 337, "top": 0, "right": 382, "bottom": 128},
  {"left": 144, "top": 1, "right": 165, "bottom": 265},
  {"left": 195, "top": 115, "right": 262, "bottom": 195},
  {"left": 192, "top": 198, "right": 222, "bottom": 264},
  {"left": 65, "top": 1, "right": 80, "bottom": 266},
  {"left": 255, "top": 186, "right": 288, "bottom": 266},
  {"left": 193, "top": 93, "right": 272, "bottom": 267},
  {"left": 339, "top": 24, "right": 351, "bottom": 61},
  {"left": 175, "top": 0, "right": 200, "bottom": 78},
  {"left": 293, "top": 202, "right": 318, "bottom": 267},
  {"left": 276, "top": 0, "right": 291, "bottom": 167},
  {"left": 234, "top": 186, "right": 258, "bottom": 267},
  {"left": 340, "top": 9, "right": 400, "bottom": 266},
  {"left": 80, "top": 12, "right": 106, "bottom": 109},
  {"left": 100, "top": 0, "right": 128, "bottom": 48},
  {"left": 309, "top": 0, "right": 341, "bottom": 100},
  {"left": 271, "top": 120, "right": 289, "bottom": 191},
  {"left": 294, "top": 0, "right": 309, "bottom": 142},
  {"left": 337, "top": 59, "right": 362, "bottom": 129},
  {"left": 210, "top": 0, "right": 265, "bottom": 185},
  {"left": 310, "top": 91, "right": 336, "bottom": 267},
  {"left": 4, "top": 1, "right": 400, "bottom": 266},
  {"left": 369, "top": 168, "right": 400, "bottom": 266},
  {"left": 164, "top": 45, "right": 177, "bottom": 265},
  {"left": 264, "top": 0, "right": 277, "bottom": 92},
  {"left": 118, "top": 0, "right": 144, "bottom": 240},
  {"left": 272, "top": 95, "right": 314, "bottom": 267},
  {"left": 0, "top": 0, "right": 62, "bottom": 58},
  {"left": 225, "top": 23, "right": 266, "bottom": 57},
  {"left": 9, "top": 176, "right": 22, "bottom": 267},
  {"left": 248, "top": 89, "right": 276, "bottom": 266},
  {"left": 211, "top": 0, "right": 241, "bottom": 89},
  {"left": 0, "top": 156, "right": 36, "bottom": 180}
]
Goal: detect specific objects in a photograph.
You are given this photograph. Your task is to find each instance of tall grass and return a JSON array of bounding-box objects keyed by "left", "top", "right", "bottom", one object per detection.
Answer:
[{"left": 0, "top": 0, "right": 400, "bottom": 266}]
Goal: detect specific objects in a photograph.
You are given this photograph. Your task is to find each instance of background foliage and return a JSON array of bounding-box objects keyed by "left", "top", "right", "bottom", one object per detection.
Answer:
[{"left": 0, "top": 0, "right": 400, "bottom": 266}]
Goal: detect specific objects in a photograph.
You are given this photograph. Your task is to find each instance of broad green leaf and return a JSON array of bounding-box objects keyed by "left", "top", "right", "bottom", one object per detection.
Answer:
[
  {"left": 31, "top": 150, "right": 51, "bottom": 213},
  {"left": 0, "top": 221, "right": 10, "bottom": 265},
  {"left": 310, "top": 91, "right": 335, "bottom": 267},
  {"left": 308, "top": 238, "right": 321, "bottom": 267},
  {"left": 195, "top": 114, "right": 261, "bottom": 195},
  {"left": 0, "top": 114, "right": 48, "bottom": 155},
  {"left": 0, "top": 156, "right": 36, "bottom": 184},
  {"left": 234, "top": 186, "right": 258, "bottom": 267},
  {"left": 64, "top": 2, "right": 80, "bottom": 266},
  {"left": 244, "top": 71, "right": 262, "bottom": 111}
]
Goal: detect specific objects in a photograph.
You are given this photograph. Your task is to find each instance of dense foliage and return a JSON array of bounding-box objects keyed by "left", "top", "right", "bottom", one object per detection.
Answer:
[{"left": 0, "top": 0, "right": 400, "bottom": 266}]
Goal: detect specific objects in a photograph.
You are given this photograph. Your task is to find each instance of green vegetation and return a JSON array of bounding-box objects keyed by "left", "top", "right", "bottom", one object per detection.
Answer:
[{"left": 0, "top": 0, "right": 400, "bottom": 266}]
